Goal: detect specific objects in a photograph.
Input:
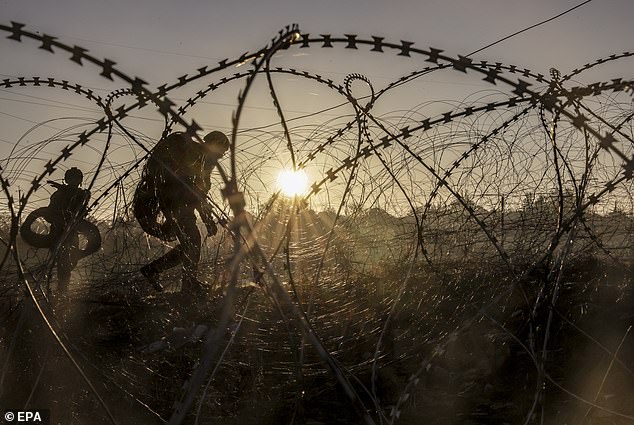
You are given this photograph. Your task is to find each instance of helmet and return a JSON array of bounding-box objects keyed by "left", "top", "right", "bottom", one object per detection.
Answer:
[
  {"left": 202, "top": 131, "right": 230, "bottom": 158},
  {"left": 64, "top": 167, "right": 83, "bottom": 186},
  {"left": 203, "top": 131, "right": 230, "bottom": 148}
]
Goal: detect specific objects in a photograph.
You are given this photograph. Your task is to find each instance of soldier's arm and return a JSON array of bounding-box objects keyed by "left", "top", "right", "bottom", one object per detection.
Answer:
[
  {"left": 69, "top": 189, "right": 90, "bottom": 220},
  {"left": 81, "top": 189, "right": 91, "bottom": 213}
]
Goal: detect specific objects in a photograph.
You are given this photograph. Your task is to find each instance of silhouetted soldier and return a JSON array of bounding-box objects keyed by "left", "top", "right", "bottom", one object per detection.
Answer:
[
  {"left": 21, "top": 167, "right": 101, "bottom": 292},
  {"left": 49, "top": 167, "right": 96, "bottom": 291},
  {"left": 134, "top": 131, "right": 230, "bottom": 293}
]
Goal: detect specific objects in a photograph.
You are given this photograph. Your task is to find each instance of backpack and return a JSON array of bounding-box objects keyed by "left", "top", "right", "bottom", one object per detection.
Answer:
[{"left": 133, "top": 133, "right": 195, "bottom": 241}]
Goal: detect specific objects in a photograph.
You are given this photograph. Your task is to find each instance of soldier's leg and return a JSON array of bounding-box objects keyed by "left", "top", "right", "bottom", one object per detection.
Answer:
[
  {"left": 56, "top": 233, "right": 80, "bottom": 293},
  {"left": 170, "top": 205, "right": 206, "bottom": 293},
  {"left": 141, "top": 245, "right": 183, "bottom": 291},
  {"left": 144, "top": 245, "right": 183, "bottom": 273},
  {"left": 68, "top": 232, "right": 82, "bottom": 269},
  {"left": 140, "top": 214, "right": 183, "bottom": 291},
  {"left": 56, "top": 245, "right": 72, "bottom": 293},
  {"left": 140, "top": 204, "right": 203, "bottom": 292},
  {"left": 175, "top": 205, "right": 201, "bottom": 281}
]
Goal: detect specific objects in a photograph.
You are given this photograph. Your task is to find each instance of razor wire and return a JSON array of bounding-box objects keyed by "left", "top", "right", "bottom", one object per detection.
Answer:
[{"left": 1, "top": 21, "right": 634, "bottom": 425}]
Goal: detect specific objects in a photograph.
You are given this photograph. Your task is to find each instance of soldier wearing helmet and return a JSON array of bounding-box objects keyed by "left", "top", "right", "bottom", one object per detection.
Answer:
[
  {"left": 134, "top": 130, "right": 230, "bottom": 293},
  {"left": 47, "top": 167, "right": 92, "bottom": 291},
  {"left": 20, "top": 167, "right": 101, "bottom": 293}
]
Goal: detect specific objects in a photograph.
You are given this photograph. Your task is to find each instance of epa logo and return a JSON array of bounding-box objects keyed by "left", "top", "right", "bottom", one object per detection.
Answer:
[{"left": 3, "top": 410, "right": 49, "bottom": 425}]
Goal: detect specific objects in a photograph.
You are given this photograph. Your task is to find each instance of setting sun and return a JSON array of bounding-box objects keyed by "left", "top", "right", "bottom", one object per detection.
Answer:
[{"left": 277, "top": 169, "right": 309, "bottom": 197}]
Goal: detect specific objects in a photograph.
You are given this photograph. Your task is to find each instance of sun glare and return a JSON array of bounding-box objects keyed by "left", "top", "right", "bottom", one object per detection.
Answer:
[{"left": 277, "top": 169, "right": 309, "bottom": 197}]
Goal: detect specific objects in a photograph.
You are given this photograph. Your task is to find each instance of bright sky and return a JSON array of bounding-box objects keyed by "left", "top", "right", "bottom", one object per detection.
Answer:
[
  {"left": 1, "top": 0, "right": 633, "bottom": 214},
  {"left": 3, "top": 0, "right": 633, "bottom": 70}
]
